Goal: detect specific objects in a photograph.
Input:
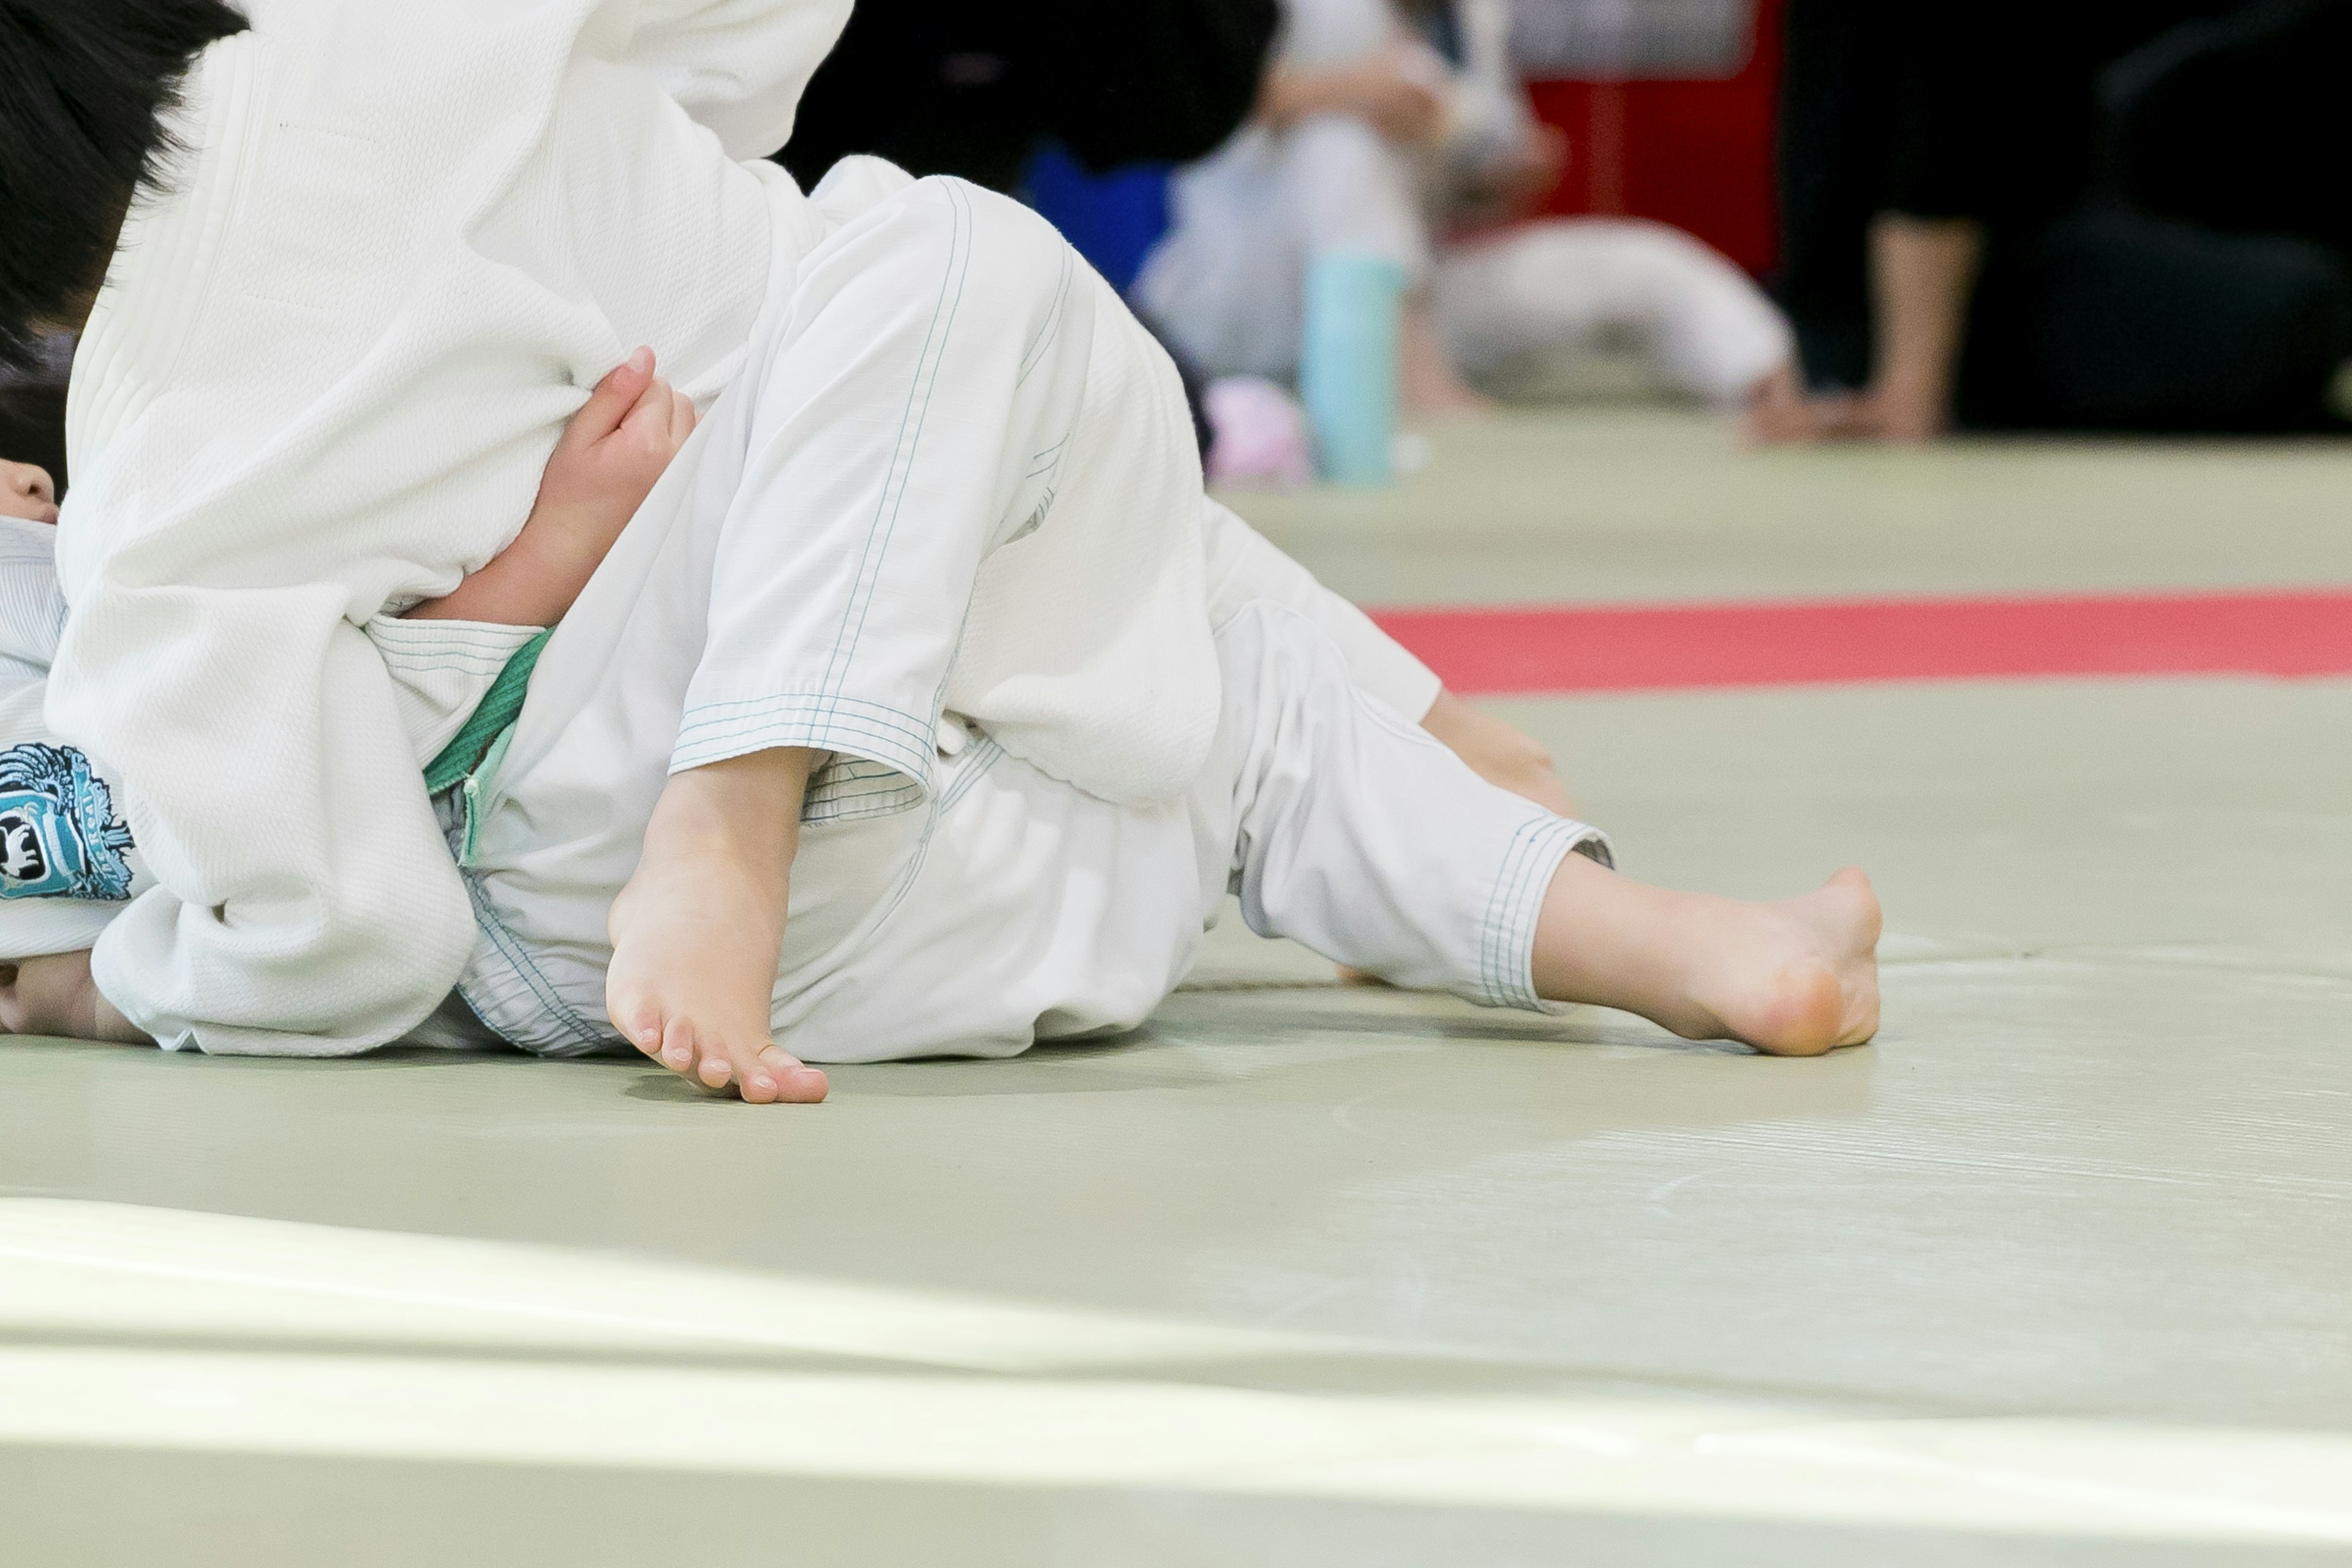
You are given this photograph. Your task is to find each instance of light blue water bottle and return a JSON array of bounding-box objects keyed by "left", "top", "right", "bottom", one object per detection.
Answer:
[{"left": 1300, "top": 249, "right": 1406, "bottom": 486}]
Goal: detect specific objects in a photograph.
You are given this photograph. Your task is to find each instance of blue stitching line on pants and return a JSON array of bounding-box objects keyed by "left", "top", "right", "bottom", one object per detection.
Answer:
[
  {"left": 1479, "top": 816, "right": 1578, "bottom": 1009},
  {"left": 462, "top": 873, "right": 609, "bottom": 1054},
  {"left": 815, "top": 179, "right": 974, "bottom": 737},
  {"left": 1014, "top": 246, "right": 1075, "bottom": 388}
]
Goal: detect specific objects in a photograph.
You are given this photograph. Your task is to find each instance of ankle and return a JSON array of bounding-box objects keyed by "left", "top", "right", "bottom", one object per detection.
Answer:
[
  {"left": 644, "top": 750, "right": 811, "bottom": 856},
  {"left": 620, "top": 749, "right": 815, "bottom": 940},
  {"left": 1531, "top": 856, "right": 1684, "bottom": 1010}
]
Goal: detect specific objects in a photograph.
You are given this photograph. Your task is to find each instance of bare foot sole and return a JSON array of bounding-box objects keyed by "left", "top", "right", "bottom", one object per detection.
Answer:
[
  {"left": 606, "top": 848, "right": 827, "bottom": 1104},
  {"left": 1678, "top": 868, "right": 1882, "bottom": 1056}
]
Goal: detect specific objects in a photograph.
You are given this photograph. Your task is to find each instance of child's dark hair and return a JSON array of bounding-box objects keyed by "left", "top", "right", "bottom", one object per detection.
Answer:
[{"left": 0, "top": 0, "right": 248, "bottom": 374}]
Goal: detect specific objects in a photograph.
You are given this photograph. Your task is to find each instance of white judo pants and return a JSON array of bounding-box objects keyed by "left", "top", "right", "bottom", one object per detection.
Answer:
[
  {"left": 467, "top": 598, "right": 1607, "bottom": 1062},
  {"left": 448, "top": 167, "right": 1605, "bottom": 1061},
  {"left": 1138, "top": 115, "right": 1793, "bottom": 405},
  {"left": 758, "top": 600, "right": 1608, "bottom": 1063}
]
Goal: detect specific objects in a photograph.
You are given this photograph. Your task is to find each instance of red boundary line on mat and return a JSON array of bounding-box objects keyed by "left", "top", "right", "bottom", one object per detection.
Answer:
[{"left": 1368, "top": 587, "right": 2352, "bottom": 696}]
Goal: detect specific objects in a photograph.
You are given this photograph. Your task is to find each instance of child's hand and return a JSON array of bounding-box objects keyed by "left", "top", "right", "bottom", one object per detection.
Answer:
[
  {"left": 1344, "top": 44, "right": 1450, "bottom": 144},
  {"left": 1261, "top": 47, "right": 1447, "bottom": 144},
  {"left": 533, "top": 347, "right": 698, "bottom": 527},
  {"left": 403, "top": 348, "right": 697, "bottom": 626}
]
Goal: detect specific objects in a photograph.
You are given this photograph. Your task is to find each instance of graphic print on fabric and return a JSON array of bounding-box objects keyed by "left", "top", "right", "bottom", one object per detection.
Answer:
[{"left": 0, "top": 744, "right": 136, "bottom": 901}]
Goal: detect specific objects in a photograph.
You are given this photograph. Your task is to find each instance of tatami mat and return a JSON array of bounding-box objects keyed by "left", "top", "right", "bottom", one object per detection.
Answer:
[{"left": 5, "top": 410, "right": 2347, "bottom": 1565}]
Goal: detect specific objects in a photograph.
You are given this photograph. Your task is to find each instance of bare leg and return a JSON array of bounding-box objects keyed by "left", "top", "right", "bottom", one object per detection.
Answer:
[
  {"left": 1400, "top": 298, "right": 1493, "bottom": 418},
  {"left": 606, "top": 748, "right": 831, "bottom": 1104},
  {"left": 1420, "top": 692, "right": 1576, "bottom": 818},
  {"left": 1532, "top": 856, "right": 1881, "bottom": 1055}
]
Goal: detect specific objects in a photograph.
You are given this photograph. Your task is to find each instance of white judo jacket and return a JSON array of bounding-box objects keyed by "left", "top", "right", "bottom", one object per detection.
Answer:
[{"left": 46, "top": 0, "right": 862, "bottom": 1055}]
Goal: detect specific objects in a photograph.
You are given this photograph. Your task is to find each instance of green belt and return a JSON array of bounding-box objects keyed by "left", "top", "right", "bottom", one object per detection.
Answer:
[{"left": 423, "top": 628, "right": 551, "bottom": 798}]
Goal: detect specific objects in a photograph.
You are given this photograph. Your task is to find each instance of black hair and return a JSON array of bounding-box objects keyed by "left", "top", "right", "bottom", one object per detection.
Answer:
[{"left": 0, "top": 0, "right": 248, "bottom": 374}]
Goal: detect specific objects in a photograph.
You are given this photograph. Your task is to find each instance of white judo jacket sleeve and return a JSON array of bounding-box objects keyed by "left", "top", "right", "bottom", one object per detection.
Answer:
[
  {"left": 622, "top": 0, "right": 852, "bottom": 157},
  {"left": 51, "top": 0, "right": 850, "bottom": 1056}
]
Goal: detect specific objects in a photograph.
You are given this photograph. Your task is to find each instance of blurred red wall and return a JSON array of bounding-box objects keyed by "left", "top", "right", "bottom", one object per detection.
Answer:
[{"left": 1522, "top": 0, "right": 1784, "bottom": 276}]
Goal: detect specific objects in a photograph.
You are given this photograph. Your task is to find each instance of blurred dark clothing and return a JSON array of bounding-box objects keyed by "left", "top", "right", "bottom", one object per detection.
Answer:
[
  {"left": 780, "top": 0, "right": 1280, "bottom": 192},
  {"left": 1779, "top": 0, "right": 2352, "bottom": 429},
  {"left": 782, "top": 0, "right": 1276, "bottom": 454},
  {"left": 1958, "top": 211, "right": 2352, "bottom": 432},
  {"left": 2102, "top": 0, "right": 2352, "bottom": 257}
]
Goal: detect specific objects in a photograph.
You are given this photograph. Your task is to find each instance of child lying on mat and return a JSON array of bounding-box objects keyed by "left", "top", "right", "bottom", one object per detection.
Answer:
[{"left": 0, "top": 391, "right": 1880, "bottom": 1096}]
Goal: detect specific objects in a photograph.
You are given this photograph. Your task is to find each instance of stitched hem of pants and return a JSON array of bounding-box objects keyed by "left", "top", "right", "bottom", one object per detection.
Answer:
[
  {"left": 671, "top": 693, "right": 934, "bottom": 787},
  {"left": 674, "top": 689, "right": 935, "bottom": 757},
  {"left": 1476, "top": 817, "right": 1613, "bottom": 1011}
]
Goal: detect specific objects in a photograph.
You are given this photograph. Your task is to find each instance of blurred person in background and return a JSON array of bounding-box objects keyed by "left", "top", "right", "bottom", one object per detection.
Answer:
[
  {"left": 1770, "top": 0, "right": 2352, "bottom": 442},
  {"left": 1134, "top": 0, "right": 1802, "bottom": 422},
  {"left": 778, "top": 0, "right": 1277, "bottom": 197}
]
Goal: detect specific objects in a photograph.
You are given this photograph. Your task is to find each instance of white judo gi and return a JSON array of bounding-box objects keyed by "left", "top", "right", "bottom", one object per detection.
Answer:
[
  {"left": 4, "top": 156, "right": 1615, "bottom": 1054},
  {"left": 0, "top": 507, "right": 1610, "bottom": 1062},
  {"left": 55, "top": 0, "right": 1234, "bottom": 1057},
  {"left": 461, "top": 592, "right": 1608, "bottom": 1063},
  {"left": 2, "top": 280, "right": 1616, "bottom": 1062},
  {"left": 435, "top": 164, "right": 1604, "bottom": 1059},
  {"left": 1133, "top": 0, "right": 1795, "bottom": 405}
]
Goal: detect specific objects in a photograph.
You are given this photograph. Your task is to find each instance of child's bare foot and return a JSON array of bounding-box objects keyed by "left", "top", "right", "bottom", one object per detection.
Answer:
[
  {"left": 605, "top": 752, "right": 828, "bottom": 1104},
  {"left": 1533, "top": 859, "right": 1880, "bottom": 1057},
  {"left": 1670, "top": 869, "right": 1880, "bottom": 1055}
]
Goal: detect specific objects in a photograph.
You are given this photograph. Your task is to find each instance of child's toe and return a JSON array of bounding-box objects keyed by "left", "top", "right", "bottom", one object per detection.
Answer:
[
  {"left": 757, "top": 1044, "right": 828, "bottom": 1104},
  {"left": 619, "top": 1008, "right": 664, "bottom": 1058},
  {"left": 659, "top": 1020, "right": 698, "bottom": 1073},
  {"left": 741, "top": 1057, "right": 782, "bottom": 1103}
]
